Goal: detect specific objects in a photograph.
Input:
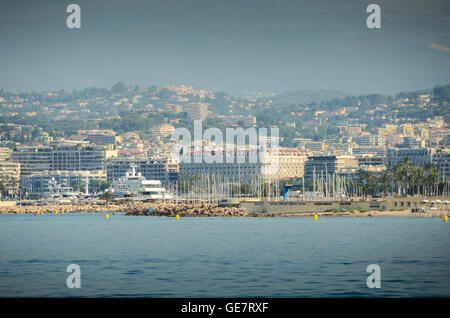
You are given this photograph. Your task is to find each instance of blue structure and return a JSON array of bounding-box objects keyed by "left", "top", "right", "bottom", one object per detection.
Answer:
[{"left": 283, "top": 184, "right": 303, "bottom": 200}]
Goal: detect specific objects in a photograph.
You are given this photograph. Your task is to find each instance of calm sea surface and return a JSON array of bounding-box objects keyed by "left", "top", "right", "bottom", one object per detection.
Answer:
[{"left": 0, "top": 213, "right": 449, "bottom": 297}]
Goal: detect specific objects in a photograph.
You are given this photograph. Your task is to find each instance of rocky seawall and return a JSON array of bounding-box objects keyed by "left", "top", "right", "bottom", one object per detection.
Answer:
[
  {"left": 0, "top": 202, "right": 447, "bottom": 217},
  {"left": 0, "top": 202, "right": 248, "bottom": 217},
  {"left": 0, "top": 203, "right": 125, "bottom": 214},
  {"left": 126, "top": 202, "right": 248, "bottom": 217}
]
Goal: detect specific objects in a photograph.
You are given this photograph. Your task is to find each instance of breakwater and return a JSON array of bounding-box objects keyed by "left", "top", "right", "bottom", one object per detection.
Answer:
[
  {"left": 0, "top": 203, "right": 124, "bottom": 214},
  {"left": 0, "top": 202, "right": 248, "bottom": 217},
  {"left": 1, "top": 199, "right": 448, "bottom": 217},
  {"left": 126, "top": 202, "right": 248, "bottom": 217}
]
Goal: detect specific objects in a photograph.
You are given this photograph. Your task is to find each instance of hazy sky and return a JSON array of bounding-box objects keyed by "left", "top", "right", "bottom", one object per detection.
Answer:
[{"left": 0, "top": 0, "right": 449, "bottom": 96}]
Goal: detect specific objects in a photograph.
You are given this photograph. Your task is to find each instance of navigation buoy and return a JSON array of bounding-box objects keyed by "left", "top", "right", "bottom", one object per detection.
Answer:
[
  {"left": 314, "top": 214, "right": 318, "bottom": 221},
  {"left": 444, "top": 215, "right": 448, "bottom": 223},
  {"left": 175, "top": 214, "right": 180, "bottom": 220},
  {"left": 105, "top": 214, "right": 109, "bottom": 220}
]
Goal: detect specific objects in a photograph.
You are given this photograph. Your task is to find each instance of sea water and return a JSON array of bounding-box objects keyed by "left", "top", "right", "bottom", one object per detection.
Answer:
[{"left": 0, "top": 213, "right": 449, "bottom": 297}]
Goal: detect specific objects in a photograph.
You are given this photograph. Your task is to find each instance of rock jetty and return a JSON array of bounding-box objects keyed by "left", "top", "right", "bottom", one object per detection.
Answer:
[
  {"left": 2, "top": 201, "right": 445, "bottom": 218},
  {"left": 126, "top": 202, "right": 248, "bottom": 217},
  {"left": 0, "top": 202, "right": 248, "bottom": 217},
  {"left": 0, "top": 203, "right": 124, "bottom": 214}
]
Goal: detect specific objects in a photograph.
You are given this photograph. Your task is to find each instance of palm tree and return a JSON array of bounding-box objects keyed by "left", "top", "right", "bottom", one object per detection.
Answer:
[
  {"left": 392, "top": 163, "right": 402, "bottom": 196},
  {"left": 358, "top": 170, "right": 382, "bottom": 197},
  {"left": 423, "top": 163, "right": 439, "bottom": 196},
  {"left": 412, "top": 167, "right": 424, "bottom": 196},
  {"left": 393, "top": 158, "right": 415, "bottom": 196},
  {"left": 0, "top": 180, "right": 5, "bottom": 199},
  {"left": 380, "top": 171, "right": 393, "bottom": 197}
]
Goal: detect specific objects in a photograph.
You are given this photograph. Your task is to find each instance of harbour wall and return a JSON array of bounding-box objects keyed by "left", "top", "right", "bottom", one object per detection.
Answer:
[{"left": 239, "top": 197, "right": 449, "bottom": 215}]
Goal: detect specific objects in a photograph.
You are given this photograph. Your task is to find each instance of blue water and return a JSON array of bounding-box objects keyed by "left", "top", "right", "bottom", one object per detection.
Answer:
[{"left": 0, "top": 213, "right": 449, "bottom": 297}]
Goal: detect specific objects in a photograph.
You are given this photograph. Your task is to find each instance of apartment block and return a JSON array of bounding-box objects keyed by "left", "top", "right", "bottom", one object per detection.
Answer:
[
  {"left": 11, "top": 144, "right": 106, "bottom": 176},
  {"left": 386, "top": 148, "right": 433, "bottom": 168}
]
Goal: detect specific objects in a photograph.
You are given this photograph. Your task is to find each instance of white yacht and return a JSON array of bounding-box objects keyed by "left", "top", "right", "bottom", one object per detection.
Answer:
[
  {"left": 42, "top": 177, "right": 80, "bottom": 203},
  {"left": 111, "top": 165, "right": 172, "bottom": 201}
]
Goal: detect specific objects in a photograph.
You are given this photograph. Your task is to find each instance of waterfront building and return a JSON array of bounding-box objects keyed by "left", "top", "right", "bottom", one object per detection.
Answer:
[
  {"left": 386, "top": 148, "right": 433, "bottom": 168},
  {"left": 336, "top": 155, "right": 359, "bottom": 174},
  {"left": 277, "top": 148, "right": 307, "bottom": 179},
  {"left": 356, "top": 155, "right": 387, "bottom": 172},
  {"left": 51, "top": 144, "right": 106, "bottom": 172},
  {"left": 432, "top": 150, "right": 450, "bottom": 182},
  {"left": 107, "top": 146, "right": 305, "bottom": 186},
  {"left": 304, "top": 155, "right": 358, "bottom": 181},
  {"left": 11, "top": 144, "right": 106, "bottom": 176},
  {"left": 20, "top": 170, "right": 106, "bottom": 198},
  {"left": 304, "top": 156, "right": 337, "bottom": 180},
  {"left": 179, "top": 161, "right": 266, "bottom": 184},
  {"left": 10, "top": 146, "right": 52, "bottom": 176}
]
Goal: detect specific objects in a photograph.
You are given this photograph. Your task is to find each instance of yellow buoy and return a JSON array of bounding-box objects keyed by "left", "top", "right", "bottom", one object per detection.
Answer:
[
  {"left": 444, "top": 215, "right": 448, "bottom": 223},
  {"left": 175, "top": 214, "right": 180, "bottom": 220},
  {"left": 314, "top": 214, "right": 318, "bottom": 221},
  {"left": 105, "top": 214, "right": 109, "bottom": 220}
]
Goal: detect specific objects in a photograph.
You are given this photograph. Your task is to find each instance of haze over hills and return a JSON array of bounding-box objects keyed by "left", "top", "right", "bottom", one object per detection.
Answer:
[
  {"left": 1, "top": 82, "right": 448, "bottom": 117},
  {"left": 260, "top": 89, "right": 350, "bottom": 105},
  {"left": 0, "top": 83, "right": 448, "bottom": 149}
]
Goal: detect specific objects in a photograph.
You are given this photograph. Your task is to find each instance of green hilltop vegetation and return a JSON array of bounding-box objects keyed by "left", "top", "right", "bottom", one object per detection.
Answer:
[{"left": 0, "top": 83, "right": 448, "bottom": 147}]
